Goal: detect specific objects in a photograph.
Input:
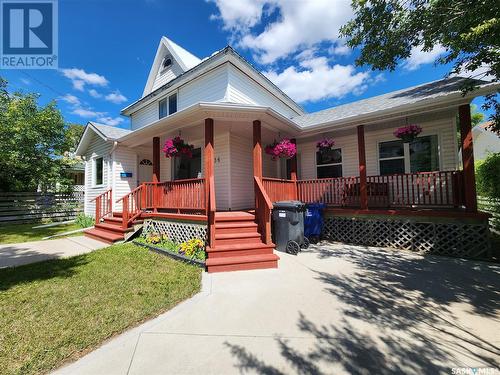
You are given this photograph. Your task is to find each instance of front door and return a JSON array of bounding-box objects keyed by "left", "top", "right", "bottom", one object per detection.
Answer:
[
  {"left": 138, "top": 159, "right": 153, "bottom": 183},
  {"left": 173, "top": 148, "right": 202, "bottom": 180}
]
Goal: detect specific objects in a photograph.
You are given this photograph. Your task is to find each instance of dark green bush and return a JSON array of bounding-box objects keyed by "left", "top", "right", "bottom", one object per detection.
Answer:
[{"left": 476, "top": 153, "right": 500, "bottom": 199}]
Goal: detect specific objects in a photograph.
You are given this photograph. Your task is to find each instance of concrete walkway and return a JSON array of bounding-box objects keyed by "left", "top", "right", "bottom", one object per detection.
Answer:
[
  {"left": 0, "top": 236, "right": 107, "bottom": 268},
  {"left": 54, "top": 243, "right": 500, "bottom": 374}
]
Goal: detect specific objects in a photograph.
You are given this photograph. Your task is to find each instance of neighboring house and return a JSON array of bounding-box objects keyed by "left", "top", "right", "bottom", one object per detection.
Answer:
[
  {"left": 472, "top": 121, "right": 500, "bottom": 160},
  {"left": 76, "top": 37, "right": 498, "bottom": 272},
  {"left": 66, "top": 160, "right": 85, "bottom": 192}
]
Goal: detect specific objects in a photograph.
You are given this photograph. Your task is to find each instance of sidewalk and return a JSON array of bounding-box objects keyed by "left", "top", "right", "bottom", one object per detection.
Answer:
[{"left": 0, "top": 236, "right": 107, "bottom": 268}]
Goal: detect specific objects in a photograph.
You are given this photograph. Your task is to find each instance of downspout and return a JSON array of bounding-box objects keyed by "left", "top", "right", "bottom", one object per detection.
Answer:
[{"left": 109, "top": 141, "right": 118, "bottom": 210}]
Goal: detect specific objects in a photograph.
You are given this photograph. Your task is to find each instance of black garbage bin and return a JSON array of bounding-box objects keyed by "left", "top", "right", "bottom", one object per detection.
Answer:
[{"left": 272, "top": 200, "right": 309, "bottom": 255}]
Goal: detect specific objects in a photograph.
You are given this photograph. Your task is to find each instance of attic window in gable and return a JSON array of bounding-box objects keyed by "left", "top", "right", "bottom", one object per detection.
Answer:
[{"left": 161, "top": 55, "right": 173, "bottom": 71}]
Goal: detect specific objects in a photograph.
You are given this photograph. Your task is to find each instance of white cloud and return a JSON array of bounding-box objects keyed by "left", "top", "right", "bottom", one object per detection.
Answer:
[
  {"left": 208, "top": 0, "right": 267, "bottom": 33},
  {"left": 210, "top": 0, "right": 353, "bottom": 63},
  {"left": 264, "top": 56, "right": 369, "bottom": 102},
  {"left": 88, "top": 89, "right": 102, "bottom": 98},
  {"left": 404, "top": 44, "right": 447, "bottom": 71},
  {"left": 60, "top": 94, "right": 81, "bottom": 106},
  {"left": 96, "top": 116, "right": 124, "bottom": 126},
  {"left": 61, "top": 68, "right": 109, "bottom": 91},
  {"left": 71, "top": 108, "right": 104, "bottom": 118},
  {"left": 105, "top": 90, "right": 128, "bottom": 104}
]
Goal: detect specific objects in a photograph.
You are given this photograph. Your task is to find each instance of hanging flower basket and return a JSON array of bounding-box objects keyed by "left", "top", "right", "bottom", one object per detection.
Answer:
[
  {"left": 316, "top": 138, "right": 336, "bottom": 155},
  {"left": 393, "top": 125, "right": 422, "bottom": 143},
  {"left": 265, "top": 138, "right": 297, "bottom": 160},
  {"left": 163, "top": 136, "right": 194, "bottom": 158}
]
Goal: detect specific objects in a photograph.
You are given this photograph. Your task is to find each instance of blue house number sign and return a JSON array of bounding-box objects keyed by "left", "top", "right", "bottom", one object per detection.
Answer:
[{"left": 120, "top": 172, "right": 133, "bottom": 178}]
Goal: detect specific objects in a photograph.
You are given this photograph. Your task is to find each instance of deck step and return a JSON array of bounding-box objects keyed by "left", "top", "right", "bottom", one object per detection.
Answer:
[
  {"left": 215, "top": 211, "right": 255, "bottom": 222},
  {"left": 103, "top": 216, "right": 122, "bottom": 224},
  {"left": 84, "top": 228, "right": 124, "bottom": 243},
  {"left": 206, "top": 242, "right": 275, "bottom": 259},
  {"left": 214, "top": 232, "right": 261, "bottom": 245},
  {"left": 95, "top": 223, "right": 133, "bottom": 234},
  {"left": 206, "top": 253, "right": 279, "bottom": 273}
]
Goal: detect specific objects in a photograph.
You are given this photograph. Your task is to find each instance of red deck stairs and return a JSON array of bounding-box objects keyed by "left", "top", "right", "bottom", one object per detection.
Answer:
[
  {"left": 84, "top": 212, "right": 137, "bottom": 243},
  {"left": 206, "top": 211, "right": 279, "bottom": 273}
]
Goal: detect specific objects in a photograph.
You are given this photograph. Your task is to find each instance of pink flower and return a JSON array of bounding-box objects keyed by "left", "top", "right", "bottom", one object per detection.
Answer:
[
  {"left": 163, "top": 137, "right": 194, "bottom": 158},
  {"left": 393, "top": 125, "right": 422, "bottom": 140},
  {"left": 316, "top": 138, "right": 335, "bottom": 150},
  {"left": 265, "top": 138, "right": 297, "bottom": 160}
]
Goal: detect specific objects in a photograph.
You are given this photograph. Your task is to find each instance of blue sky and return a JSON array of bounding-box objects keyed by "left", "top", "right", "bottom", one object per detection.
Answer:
[{"left": 1, "top": 0, "right": 489, "bottom": 129}]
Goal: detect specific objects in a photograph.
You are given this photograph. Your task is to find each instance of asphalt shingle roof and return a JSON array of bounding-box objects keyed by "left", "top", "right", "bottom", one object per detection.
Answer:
[
  {"left": 89, "top": 122, "right": 132, "bottom": 140},
  {"left": 292, "top": 77, "right": 490, "bottom": 128}
]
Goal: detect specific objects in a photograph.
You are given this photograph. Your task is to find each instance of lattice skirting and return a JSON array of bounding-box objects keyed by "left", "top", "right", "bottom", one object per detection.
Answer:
[
  {"left": 142, "top": 219, "right": 207, "bottom": 244},
  {"left": 323, "top": 216, "right": 491, "bottom": 259}
]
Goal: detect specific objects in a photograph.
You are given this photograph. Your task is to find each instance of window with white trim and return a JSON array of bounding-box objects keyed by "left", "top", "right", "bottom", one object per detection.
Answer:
[
  {"left": 94, "top": 157, "right": 103, "bottom": 186},
  {"left": 316, "top": 148, "right": 342, "bottom": 178},
  {"left": 379, "top": 135, "right": 439, "bottom": 175},
  {"left": 159, "top": 93, "right": 178, "bottom": 119}
]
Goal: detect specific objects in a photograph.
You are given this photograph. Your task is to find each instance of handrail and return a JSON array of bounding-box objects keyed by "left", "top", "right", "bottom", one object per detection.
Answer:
[
  {"left": 254, "top": 176, "right": 273, "bottom": 244},
  {"left": 262, "top": 177, "right": 297, "bottom": 202},
  {"left": 91, "top": 188, "right": 113, "bottom": 224},
  {"left": 90, "top": 188, "right": 112, "bottom": 202},
  {"left": 119, "top": 184, "right": 145, "bottom": 229}
]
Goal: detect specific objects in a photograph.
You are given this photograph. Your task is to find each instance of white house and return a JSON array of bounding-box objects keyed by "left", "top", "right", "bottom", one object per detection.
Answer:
[
  {"left": 472, "top": 121, "right": 500, "bottom": 161},
  {"left": 76, "top": 37, "right": 498, "bottom": 272}
]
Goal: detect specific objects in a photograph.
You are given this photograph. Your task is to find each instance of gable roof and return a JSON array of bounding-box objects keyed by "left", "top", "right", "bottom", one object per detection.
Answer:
[
  {"left": 123, "top": 45, "right": 305, "bottom": 117},
  {"left": 292, "top": 77, "right": 497, "bottom": 128},
  {"left": 75, "top": 122, "right": 132, "bottom": 156},
  {"left": 142, "top": 37, "right": 202, "bottom": 97}
]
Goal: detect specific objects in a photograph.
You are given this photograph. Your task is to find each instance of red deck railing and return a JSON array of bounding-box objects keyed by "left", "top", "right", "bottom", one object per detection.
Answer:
[
  {"left": 90, "top": 188, "right": 112, "bottom": 224},
  {"left": 262, "top": 177, "right": 297, "bottom": 203},
  {"left": 255, "top": 176, "right": 273, "bottom": 244},
  {"left": 262, "top": 171, "right": 465, "bottom": 209},
  {"left": 144, "top": 178, "right": 206, "bottom": 212}
]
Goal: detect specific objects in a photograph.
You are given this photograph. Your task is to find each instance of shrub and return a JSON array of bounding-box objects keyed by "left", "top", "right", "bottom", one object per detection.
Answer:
[
  {"left": 75, "top": 213, "right": 95, "bottom": 228},
  {"left": 476, "top": 153, "right": 500, "bottom": 199}
]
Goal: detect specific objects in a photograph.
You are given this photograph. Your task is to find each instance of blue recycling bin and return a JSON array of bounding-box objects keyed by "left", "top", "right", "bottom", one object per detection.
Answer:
[{"left": 304, "top": 203, "right": 326, "bottom": 243}]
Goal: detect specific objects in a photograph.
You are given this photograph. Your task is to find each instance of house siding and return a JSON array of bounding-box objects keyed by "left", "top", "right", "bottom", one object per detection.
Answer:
[
  {"left": 229, "top": 133, "right": 253, "bottom": 210},
  {"left": 83, "top": 133, "right": 112, "bottom": 217},
  {"left": 131, "top": 101, "right": 158, "bottom": 131},
  {"left": 178, "top": 65, "right": 228, "bottom": 109},
  {"left": 112, "top": 146, "right": 138, "bottom": 211},
  {"left": 298, "top": 110, "right": 458, "bottom": 179},
  {"left": 215, "top": 132, "right": 231, "bottom": 210},
  {"left": 151, "top": 60, "right": 183, "bottom": 92},
  {"left": 226, "top": 65, "right": 299, "bottom": 118}
]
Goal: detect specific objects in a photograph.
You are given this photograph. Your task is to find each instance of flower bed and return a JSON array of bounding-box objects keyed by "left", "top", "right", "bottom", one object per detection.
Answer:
[{"left": 134, "top": 233, "right": 205, "bottom": 267}]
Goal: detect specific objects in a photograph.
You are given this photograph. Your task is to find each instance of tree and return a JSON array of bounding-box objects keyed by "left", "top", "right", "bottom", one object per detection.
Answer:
[
  {"left": 64, "top": 123, "right": 85, "bottom": 154},
  {"left": 340, "top": 0, "right": 500, "bottom": 132},
  {"left": 0, "top": 78, "right": 74, "bottom": 192}
]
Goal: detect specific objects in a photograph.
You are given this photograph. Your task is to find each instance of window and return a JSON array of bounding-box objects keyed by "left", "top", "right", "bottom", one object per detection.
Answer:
[
  {"left": 378, "top": 135, "right": 440, "bottom": 175},
  {"left": 139, "top": 159, "right": 153, "bottom": 166},
  {"left": 316, "top": 148, "right": 342, "bottom": 178},
  {"left": 94, "top": 157, "right": 103, "bottom": 186},
  {"left": 161, "top": 55, "right": 172, "bottom": 70},
  {"left": 168, "top": 93, "right": 177, "bottom": 114},
  {"left": 379, "top": 140, "right": 405, "bottom": 175},
  {"left": 174, "top": 148, "right": 201, "bottom": 180},
  {"left": 410, "top": 135, "right": 439, "bottom": 172},
  {"left": 159, "top": 93, "right": 177, "bottom": 119}
]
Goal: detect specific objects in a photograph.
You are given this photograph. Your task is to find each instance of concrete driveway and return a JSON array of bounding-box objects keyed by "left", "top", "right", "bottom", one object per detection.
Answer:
[
  {"left": 54, "top": 242, "right": 500, "bottom": 374},
  {"left": 0, "top": 236, "right": 107, "bottom": 268}
]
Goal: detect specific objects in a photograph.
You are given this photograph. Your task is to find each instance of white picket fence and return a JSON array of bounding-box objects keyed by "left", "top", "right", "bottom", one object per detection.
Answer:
[
  {"left": 0, "top": 191, "right": 84, "bottom": 225},
  {"left": 478, "top": 196, "right": 500, "bottom": 234}
]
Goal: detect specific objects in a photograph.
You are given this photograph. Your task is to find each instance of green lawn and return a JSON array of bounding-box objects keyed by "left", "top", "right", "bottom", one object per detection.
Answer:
[
  {"left": 0, "top": 243, "right": 202, "bottom": 375},
  {"left": 0, "top": 222, "right": 83, "bottom": 244}
]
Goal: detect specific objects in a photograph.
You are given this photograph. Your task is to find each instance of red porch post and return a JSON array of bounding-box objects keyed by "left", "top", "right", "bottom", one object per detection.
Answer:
[
  {"left": 152, "top": 137, "right": 160, "bottom": 182},
  {"left": 205, "top": 118, "right": 215, "bottom": 246},
  {"left": 253, "top": 120, "right": 262, "bottom": 181},
  {"left": 357, "top": 125, "right": 368, "bottom": 210},
  {"left": 459, "top": 104, "right": 477, "bottom": 212}
]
